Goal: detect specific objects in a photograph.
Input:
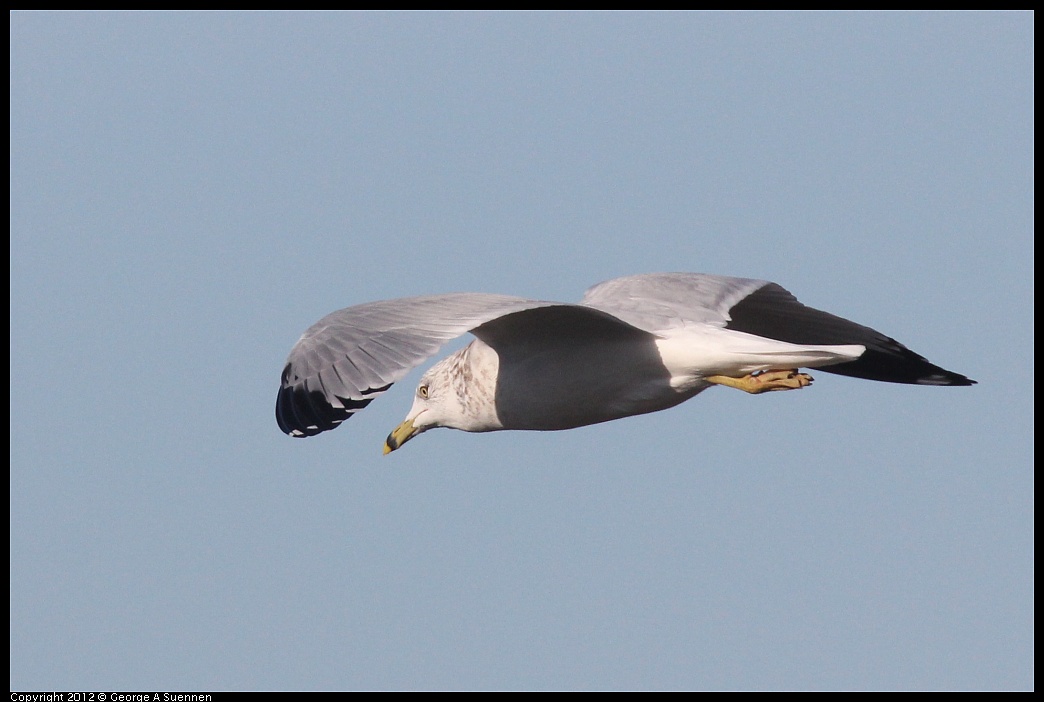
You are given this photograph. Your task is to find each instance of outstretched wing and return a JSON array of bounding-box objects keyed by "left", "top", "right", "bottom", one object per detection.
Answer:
[
  {"left": 581, "top": 273, "right": 975, "bottom": 386},
  {"left": 276, "top": 294, "right": 560, "bottom": 437}
]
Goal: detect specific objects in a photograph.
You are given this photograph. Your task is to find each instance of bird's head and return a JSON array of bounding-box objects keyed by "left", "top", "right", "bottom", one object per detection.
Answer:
[
  {"left": 383, "top": 345, "right": 501, "bottom": 454},
  {"left": 382, "top": 369, "right": 444, "bottom": 454}
]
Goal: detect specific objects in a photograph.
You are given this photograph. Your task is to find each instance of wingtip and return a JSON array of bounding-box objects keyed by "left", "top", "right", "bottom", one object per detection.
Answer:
[{"left": 916, "top": 370, "right": 976, "bottom": 387}]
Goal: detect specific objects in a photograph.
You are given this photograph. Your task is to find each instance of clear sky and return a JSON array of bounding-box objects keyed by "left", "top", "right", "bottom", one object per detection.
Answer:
[{"left": 10, "top": 11, "right": 1033, "bottom": 691}]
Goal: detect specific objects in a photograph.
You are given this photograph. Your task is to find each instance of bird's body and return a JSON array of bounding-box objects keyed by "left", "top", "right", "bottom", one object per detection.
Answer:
[{"left": 275, "top": 273, "right": 974, "bottom": 452}]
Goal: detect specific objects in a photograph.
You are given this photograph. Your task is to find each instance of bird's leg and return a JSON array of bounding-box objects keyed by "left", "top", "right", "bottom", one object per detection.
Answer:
[{"left": 705, "top": 369, "right": 814, "bottom": 394}]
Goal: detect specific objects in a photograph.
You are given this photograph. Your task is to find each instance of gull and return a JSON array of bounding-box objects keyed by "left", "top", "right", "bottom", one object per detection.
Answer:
[{"left": 275, "top": 273, "right": 974, "bottom": 453}]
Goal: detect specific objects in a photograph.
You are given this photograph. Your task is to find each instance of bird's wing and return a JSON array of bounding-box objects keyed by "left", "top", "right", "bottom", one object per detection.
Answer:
[
  {"left": 582, "top": 273, "right": 974, "bottom": 386},
  {"left": 276, "top": 293, "right": 646, "bottom": 437},
  {"left": 277, "top": 294, "right": 548, "bottom": 436}
]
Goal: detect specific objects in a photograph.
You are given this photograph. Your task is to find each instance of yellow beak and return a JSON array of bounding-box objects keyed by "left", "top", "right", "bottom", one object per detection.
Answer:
[{"left": 383, "top": 418, "right": 418, "bottom": 454}]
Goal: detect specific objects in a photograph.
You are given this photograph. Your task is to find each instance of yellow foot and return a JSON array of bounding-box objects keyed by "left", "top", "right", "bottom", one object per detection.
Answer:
[{"left": 705, "top": 369, "right": 814, "bottom": 394}]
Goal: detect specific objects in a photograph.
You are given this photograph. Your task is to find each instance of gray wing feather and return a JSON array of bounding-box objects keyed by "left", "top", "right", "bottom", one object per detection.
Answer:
[
  {"left": 277, "top": 294, "right": 561, "bottom": 436},
  {"left": 580, "top": 272, "right": 769, "bottom": 331}
]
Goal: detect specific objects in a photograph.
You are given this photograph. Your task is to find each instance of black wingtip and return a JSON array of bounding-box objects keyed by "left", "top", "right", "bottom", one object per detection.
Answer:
[
  {"left": 276, "top": 360, "right": 390, "bottom": 437},
  {"left": 276, "top": 375, "right": 369, "bottom": 438},
  {"left": 275, "top": 383, "right": 333, "bottom": 437},
  {"left": 820, "top": 350, "right": 976, "bottom": 387},
  {"left": 916, "top": 371, "right": 976, "bottom": 387}
]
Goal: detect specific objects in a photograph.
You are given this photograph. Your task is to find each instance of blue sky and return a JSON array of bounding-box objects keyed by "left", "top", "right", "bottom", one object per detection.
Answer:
[{"left": 10, "top": 11, "right": 1033, "bottom": 691}]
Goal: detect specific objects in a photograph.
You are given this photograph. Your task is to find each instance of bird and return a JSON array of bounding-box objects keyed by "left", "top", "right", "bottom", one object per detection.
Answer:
[{"left": 275, "top": 273, "right": 975, "bottom": 453}]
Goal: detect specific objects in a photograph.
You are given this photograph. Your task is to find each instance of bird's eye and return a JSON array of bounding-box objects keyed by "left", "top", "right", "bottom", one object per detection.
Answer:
[{"left": 418, "top": 384, "right": 429, "bottom": 399}]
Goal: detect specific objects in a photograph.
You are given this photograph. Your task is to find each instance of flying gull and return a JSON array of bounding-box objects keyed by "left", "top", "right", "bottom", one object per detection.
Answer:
[{"left": 275, "top": 273, "right": 974, "bottom": 453}]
